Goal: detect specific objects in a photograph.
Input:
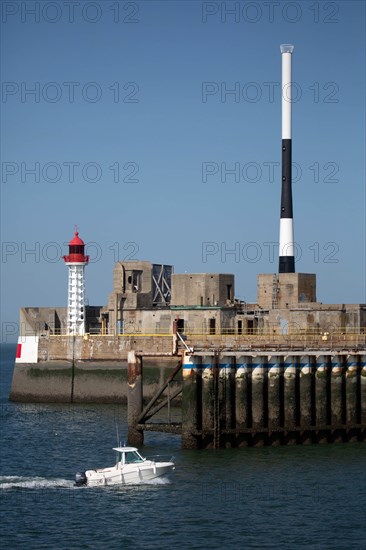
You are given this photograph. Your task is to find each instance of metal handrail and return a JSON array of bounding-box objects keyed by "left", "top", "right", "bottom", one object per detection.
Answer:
[
  {"left": 44, "top": 328, "right": 365, "bottom": 337},
  {"left": 43, "top": 329, "right": 366, "bottom": 340},
  {"left": 144, "top": 455, "right": 175, "bottom": 463}
]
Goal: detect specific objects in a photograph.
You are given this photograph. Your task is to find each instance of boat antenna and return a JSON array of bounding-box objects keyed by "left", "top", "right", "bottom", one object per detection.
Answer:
[{"left": 116, "top": 423, "right": 121, "bottom": 447}]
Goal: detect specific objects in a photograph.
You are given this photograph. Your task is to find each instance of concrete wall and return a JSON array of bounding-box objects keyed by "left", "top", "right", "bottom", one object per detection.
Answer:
[
  {"left": 10, "top": 357, "right": 180, "bottom": 403},
  {"left": 20, "top": 307, "right": 67, "bottom": 335},
  {"left": 101, "top": 307, "right": 239, "bottom": 335},
  {"left": 20, "top": 306, "right": 102, "bottom": 335},
  {"left": 258, "top": 273, "right": 317, "bottom": 309},
  {"left": 111, "top": 260, "right": 154, "bottom": 309},
  {"left": 264, "top": 305, "right": 365, "bottom": 334},
  {"left": 171, "top": 273, "right": 234, "bottom": 307},
  {"left": 37, "top": 334, "right": 174, "bottom": 361},
  {"left": 11, "top": 328, "right": 365, "bottom": 406},
  {"left": 107, "top": 260, "right": 173, "bottom": 331},
  {"left": 173, "top": 308, "right": 223, "bottom": 333},
  {"left": 19, "top": 302, "right": 365, "bottom": 340}
]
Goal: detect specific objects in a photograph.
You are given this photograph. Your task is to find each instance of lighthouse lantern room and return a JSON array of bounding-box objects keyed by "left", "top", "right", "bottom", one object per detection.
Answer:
[{"left": 63, "top": 230, "right": 89, "bottom": 335}]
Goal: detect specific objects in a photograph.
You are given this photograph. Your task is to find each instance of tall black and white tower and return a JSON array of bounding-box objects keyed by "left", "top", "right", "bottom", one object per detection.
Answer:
[{"left": 279, "top": 44, "right": 295, "bottom": 273}]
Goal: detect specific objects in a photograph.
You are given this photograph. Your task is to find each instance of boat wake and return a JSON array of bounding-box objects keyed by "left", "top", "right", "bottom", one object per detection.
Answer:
[
  {"left": 144, "top": 476, "right": 171, "bottom": 485},
  {"left": 0, "top": 475, "right": 171, "bottom": 491},
  {"left": 0, "top": 475, "right": 74, "bottom": 491}
]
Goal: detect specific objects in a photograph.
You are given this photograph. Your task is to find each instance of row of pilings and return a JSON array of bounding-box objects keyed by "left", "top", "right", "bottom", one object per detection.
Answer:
[{"left": 181, "top": 351, "right": 366, "bottom": 448}]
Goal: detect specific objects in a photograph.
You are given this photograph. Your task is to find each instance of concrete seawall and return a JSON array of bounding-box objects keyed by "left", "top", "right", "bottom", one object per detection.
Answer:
[
  {"left": 10, "top": 334, "right": 366, "bottom": 449},
  {"left": 10, "top": 358, "right": 180, "bottom": 403},
  {"left": 11, "top": 334, "right": 178, "bottom": 403}
]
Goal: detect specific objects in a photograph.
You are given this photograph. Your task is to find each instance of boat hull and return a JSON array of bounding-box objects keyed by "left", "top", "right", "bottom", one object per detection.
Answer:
[{"left": 85, "top": 462, "right": 175, "bottom": 487}]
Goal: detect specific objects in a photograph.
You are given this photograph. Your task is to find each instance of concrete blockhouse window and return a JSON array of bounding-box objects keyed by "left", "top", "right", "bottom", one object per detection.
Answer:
[{"left": 227, "top": 284, "right": 233, "bottom": 301}]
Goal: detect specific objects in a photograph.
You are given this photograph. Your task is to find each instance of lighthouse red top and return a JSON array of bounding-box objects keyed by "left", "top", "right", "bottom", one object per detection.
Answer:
[
  {"left": 63, "top": 231, "right": 89, "bottom": 264},
  {"left": 69, "top": 231, "right": 85, "bottom": 246}
]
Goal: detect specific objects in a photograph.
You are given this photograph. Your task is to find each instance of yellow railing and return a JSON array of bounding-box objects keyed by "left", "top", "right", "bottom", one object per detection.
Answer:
[{"left": 44, "top": 329, "right": 365, "bottom": 338}]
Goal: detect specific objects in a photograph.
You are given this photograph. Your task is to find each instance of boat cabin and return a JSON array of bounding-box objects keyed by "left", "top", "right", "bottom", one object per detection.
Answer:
[{"left": 113, "top": 446, "right": 145, "bottom": 465}]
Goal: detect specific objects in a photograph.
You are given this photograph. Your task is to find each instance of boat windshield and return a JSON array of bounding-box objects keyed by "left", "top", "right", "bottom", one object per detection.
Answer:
[{"left": 124, "top": 451, "right": 144, "bottom": 464}]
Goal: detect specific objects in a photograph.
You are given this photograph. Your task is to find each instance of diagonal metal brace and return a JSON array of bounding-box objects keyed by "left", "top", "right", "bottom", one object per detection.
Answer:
[
  {"left": 142, "top": 386, "right": 183, "bottom": 422},
  {"left": 136, "top": 360, "right": 182, "bottom": 424}
]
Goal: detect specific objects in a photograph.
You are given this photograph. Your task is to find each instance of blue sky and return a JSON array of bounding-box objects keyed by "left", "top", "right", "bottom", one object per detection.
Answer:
[{"left": 1, "top": 0, "right": 365, "bottom": 340}]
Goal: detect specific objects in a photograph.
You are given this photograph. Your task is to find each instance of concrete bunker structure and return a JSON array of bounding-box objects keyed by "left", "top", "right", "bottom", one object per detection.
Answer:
[{"left": 16, "top": 261, "right": 366, "bottom": 340}]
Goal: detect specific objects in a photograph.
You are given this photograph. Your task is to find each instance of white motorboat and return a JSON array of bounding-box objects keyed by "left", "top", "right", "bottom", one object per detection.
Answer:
[{"left": 74, "top": 446, "right": 175, "bottom": 487}]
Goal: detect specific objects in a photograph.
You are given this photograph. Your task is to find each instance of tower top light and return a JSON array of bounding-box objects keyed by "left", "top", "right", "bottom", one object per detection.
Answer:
[
  {"left": 280, "top": 44, "right": 294, "bottom": 54},
  {"left": 69, "top": 231, "right": 84, "bottom": 246},
  {"left": 63, "top": 231, "right": 89, "bottom": 265}
]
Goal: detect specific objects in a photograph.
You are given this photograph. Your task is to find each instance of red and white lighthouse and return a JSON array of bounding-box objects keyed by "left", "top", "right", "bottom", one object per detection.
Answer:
[{"left": 63, "top": 230, "right": 89, "bottom": 335}]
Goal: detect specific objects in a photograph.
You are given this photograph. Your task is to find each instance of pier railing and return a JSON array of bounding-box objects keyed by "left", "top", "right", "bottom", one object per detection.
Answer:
[
  {"left": 44, "top": 327, "right": 365, "bottom": 337},
  {"left": 180, "top": 331, "right": 366, "bottom": 351},
  {"left": 39, "top": 328, "right": 366, "bottom": 352}
]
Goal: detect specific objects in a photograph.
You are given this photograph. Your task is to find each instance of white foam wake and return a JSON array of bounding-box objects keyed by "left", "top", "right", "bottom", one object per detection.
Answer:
[
  {"left": 0, "top": 476, "right": 73, "bottom": 490},
  {"left": 143, "top": 476, "right": 171, "bottom": 485},
  {"left": 0, "top": 475, "right": 171, "bottom": 490}
]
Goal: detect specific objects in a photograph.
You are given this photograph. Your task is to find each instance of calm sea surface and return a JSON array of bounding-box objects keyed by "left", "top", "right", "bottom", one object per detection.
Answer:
[{"left": 1, "top": 344, "right": 365, "bottom": 549}]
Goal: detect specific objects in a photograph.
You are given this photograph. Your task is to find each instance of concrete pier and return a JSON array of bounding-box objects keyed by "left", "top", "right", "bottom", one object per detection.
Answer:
[
  {"left": 267, "top": 355, "right": 281, "bottom": 444},
  {"left": 177, "top": 351, "right": 366, "bottom": 449},
  {"left": 235, "top": 356, "right": 251, "bottom": 443},
  {"left": 251, "top": 356, "right": 267, "bottom": 444},
  {"left": 220, "top": 355, "right": 235, "bottom": 447},
  {"left": 182, "top": 352, "right": 201, "bottom": 449},
  {"left": 201, "top": 354, "right": 214, "bottom": 446},
  {"left": 299, "top": 355, "right": 314, "bottom": 443},
  {"left": 315, "top": 355, "right": 329, "bottom": 443},
  {"left": 10, "top": 335, "right": 365, "bottom": 449},
  {"left": 331, "top": 354, "right": 344, "bottom": 441}
]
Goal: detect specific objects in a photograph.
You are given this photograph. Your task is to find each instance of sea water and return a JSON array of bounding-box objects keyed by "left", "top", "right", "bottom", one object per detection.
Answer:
[{"left": 1, "top": 344, "right": 365, "bottom": 549}]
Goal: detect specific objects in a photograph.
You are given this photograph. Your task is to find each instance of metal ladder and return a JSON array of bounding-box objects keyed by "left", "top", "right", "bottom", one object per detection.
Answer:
[{"left": 272, "top": 274, "right": 279, "bottom": 309}]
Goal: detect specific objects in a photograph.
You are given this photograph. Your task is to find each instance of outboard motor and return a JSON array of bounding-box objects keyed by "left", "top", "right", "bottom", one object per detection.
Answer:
[{"left": 75, "top": 471, "right": 87, "bottom": 487}]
